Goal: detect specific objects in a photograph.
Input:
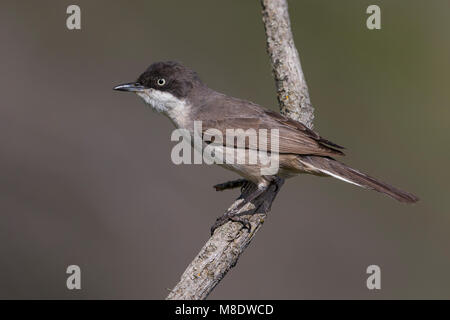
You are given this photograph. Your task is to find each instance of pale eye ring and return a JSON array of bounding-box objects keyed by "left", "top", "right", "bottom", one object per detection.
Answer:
[{"left": 157, "top": 78, "right": 166, "bottom": 86}]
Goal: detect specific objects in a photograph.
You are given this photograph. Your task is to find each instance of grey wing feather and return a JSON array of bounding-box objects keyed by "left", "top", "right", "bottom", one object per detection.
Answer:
[{"left": 198, "top": 97, "right": 344, "bottom": 157}]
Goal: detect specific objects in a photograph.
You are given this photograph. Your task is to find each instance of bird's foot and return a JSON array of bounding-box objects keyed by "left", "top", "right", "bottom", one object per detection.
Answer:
[
  {"left": 210, "top": 177, "right": 284, "bottom": 235},
  {"left": 210, "top": 211, "right": 252, "bottom": 235},
  {"left": 210, "top": 185, "right": 266, "bottom": 235},
  {"left": 213, "top": 179, "right": 248, "bottom": 192}
]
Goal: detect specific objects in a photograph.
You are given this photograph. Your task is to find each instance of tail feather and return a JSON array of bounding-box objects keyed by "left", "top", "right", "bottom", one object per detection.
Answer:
[{"left": 299, "top": 156, "right": 419, "bottom": 203}]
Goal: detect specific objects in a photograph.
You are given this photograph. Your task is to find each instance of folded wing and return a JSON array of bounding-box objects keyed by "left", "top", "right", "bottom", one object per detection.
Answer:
[{"left": 200, "top": 109, "right": 344, "bottom": 157}]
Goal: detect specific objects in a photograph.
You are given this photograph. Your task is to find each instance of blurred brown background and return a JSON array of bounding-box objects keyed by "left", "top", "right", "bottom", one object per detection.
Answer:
[{"left": 0, "top": 0, "right": 449, "bottom": 299}]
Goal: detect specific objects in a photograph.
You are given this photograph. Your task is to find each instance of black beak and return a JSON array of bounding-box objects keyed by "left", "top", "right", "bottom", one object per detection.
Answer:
[{"left": 113, "top": 82, "right": 146, "bottom": 92}]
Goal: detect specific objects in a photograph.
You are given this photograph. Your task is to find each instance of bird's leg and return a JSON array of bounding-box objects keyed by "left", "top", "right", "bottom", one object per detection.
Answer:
[
  {"left": 213, "top": 179, "right": 248, "bottom": 191},
  {"left": 210, "top": 183, "right": 269, "bottom": 235},
  {"left": 210, "top": 177, "right": 284, "bottom": 235}
]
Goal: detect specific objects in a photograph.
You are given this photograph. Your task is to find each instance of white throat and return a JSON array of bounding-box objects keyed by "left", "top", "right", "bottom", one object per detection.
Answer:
[{"left": 136, "top": 89, "right": 191, "bottom": 128}]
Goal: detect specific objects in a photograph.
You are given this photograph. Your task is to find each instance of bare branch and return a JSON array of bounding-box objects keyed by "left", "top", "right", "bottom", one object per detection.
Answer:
[
  {"left": 261, "top": 0, "right": 314, "bottom": 128},
  {"left": 166, "top": 181, "right": 283, "bottom": 300},
  {"left": 166, "top": 0, "right": 314, "bottom": 300}
]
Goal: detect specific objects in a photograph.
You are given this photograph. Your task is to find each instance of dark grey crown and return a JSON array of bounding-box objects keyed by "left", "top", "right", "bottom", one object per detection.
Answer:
[{"left": 137, "top": 61, "right": 202, "bottom": 98}]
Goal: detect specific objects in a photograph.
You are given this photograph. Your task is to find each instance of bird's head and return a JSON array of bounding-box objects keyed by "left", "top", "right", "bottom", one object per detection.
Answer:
[{"left": 114, "top": 61, "right": 201, "bottom": 113}]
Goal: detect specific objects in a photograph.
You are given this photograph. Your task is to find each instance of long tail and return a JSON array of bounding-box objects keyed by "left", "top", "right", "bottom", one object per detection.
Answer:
[{"left": 299, "top": 156, "right": 419, "bottom": 203}]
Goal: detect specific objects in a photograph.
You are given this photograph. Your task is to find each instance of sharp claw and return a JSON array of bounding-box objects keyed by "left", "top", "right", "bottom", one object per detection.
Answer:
[
  {"left": 213, "top": 179, "right": 248, "bottom": 192},
  {"left": 210, "top": 178, "right": 282, "bottom": 236},
  {"left": 210, "top": 216, "right": 252, "bottom": 235},
  {"left": 210, "top": 216, "right": 227, "bottom": 235},
  {"left": 230, "top": 217, "right": 252, "bottom": 232}
]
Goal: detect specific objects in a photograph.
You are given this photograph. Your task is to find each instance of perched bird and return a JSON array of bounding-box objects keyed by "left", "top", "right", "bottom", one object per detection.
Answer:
[{"left": 114, "top": 61, "right": 418, "bottom": 231}]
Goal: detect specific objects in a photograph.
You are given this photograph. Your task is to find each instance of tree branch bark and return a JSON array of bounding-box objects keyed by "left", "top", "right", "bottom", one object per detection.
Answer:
[
  {"left": 166, "top": 0, "right": 314, "bottom": 300},
  {"left": 261, "top": 0, "right": 314, "bottom": 129}
]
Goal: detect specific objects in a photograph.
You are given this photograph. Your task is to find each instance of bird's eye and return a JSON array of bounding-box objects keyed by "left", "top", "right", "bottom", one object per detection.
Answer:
[{"left": 157, "top": 78, "right": 166, "bottom": 86}]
